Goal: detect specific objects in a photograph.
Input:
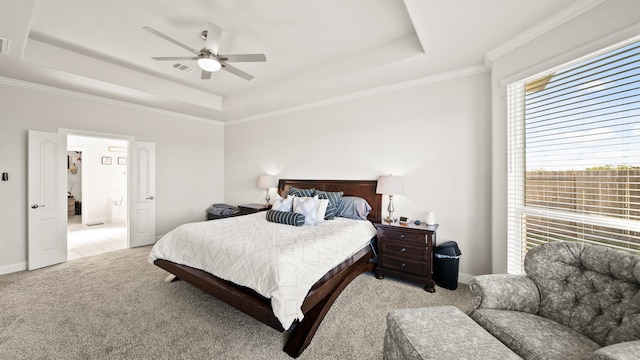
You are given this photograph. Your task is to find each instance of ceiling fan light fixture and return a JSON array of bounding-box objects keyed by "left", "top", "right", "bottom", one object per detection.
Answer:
[{"left": 197, "top": 54, "right": 221, "bottom": 72}]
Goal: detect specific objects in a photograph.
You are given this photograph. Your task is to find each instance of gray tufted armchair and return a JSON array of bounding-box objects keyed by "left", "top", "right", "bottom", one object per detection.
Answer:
[{"left": 469, "top": 242, "right": 640, "bottom": 360}]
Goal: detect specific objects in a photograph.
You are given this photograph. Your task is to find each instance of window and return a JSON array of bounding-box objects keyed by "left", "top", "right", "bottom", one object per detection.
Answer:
[{"left": 507, "top": 37, "right": 640, "bottom": 274}]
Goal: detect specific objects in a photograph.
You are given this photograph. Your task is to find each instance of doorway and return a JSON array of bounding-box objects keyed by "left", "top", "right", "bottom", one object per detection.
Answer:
[
  {"left": 29, "top": 129, "right": 156, "bottom": 270},
  {"left": 66, "top": 134, "right": 128, "bottom": 260}
]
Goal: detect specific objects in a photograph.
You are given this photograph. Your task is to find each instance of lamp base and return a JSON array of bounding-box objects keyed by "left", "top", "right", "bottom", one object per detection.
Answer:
[
  {"left": 385, "top": 194, "right": 396, "bottom": 223},
  {"left": 265, "top": 189, "right": 271, "bottom": 206}
]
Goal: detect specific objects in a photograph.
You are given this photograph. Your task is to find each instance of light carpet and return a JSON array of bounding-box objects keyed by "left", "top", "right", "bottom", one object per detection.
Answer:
[{"left": 0, "top": 246, "right": 474, "bottom": 359}]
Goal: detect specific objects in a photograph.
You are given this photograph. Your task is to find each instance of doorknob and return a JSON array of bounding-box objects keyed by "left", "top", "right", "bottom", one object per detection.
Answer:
[
  {"left": 146, "top": 196, "right": 155, "bottom": 200},
  {"left": 31, "top": 204, "right": 45, "bottom": 209}
]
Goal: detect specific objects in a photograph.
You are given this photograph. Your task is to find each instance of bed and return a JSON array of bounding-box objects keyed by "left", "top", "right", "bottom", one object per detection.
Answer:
[{"left": 150, "top": 179, "right": 382, "bottom": 358}]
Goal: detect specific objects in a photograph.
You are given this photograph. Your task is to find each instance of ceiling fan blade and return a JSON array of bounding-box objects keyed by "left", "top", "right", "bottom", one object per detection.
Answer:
[
  {"left": 204, "top": 22, "right": 223, "bottom": 55},
  {"left": 151, "top": 56, "right": 198, "bottom": 61},
  {"left": 201, "top": 70, "right": 212, "bottom": 80},
  {"left": 221, "top": 63, "right": 254, "bottom": 81},
  {"left": 219, "top": 54, "right": 266, "bottom": 62},
  {"left": 143, "top": 26, "right": 200, "bottom": 55}
]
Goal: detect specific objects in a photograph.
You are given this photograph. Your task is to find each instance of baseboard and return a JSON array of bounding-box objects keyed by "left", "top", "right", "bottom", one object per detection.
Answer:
[{"left": 0, "top": 261, "right": 27, "bottom": 276}]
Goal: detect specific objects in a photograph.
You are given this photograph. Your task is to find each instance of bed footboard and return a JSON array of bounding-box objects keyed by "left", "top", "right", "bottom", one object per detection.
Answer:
[
  {"left": 154, "top": 246, "right": 374, "bottom": 358},
  {"left": 283, "top": 247, "right": 374, "bottom": 357},
  {"left": 154, "top": 259, "right": 285, "bottom": 331}
]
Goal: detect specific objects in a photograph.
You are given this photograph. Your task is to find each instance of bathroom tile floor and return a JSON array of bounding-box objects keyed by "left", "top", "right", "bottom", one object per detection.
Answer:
[{"left": 67, "top": 215, "right": 127, "bottom": 260}]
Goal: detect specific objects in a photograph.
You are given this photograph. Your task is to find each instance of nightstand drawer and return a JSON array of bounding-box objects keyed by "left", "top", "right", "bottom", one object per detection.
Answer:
[
  {"left": 380, "top": 255, "right": 427, "bottom": 276},
  {"left": 380, "top": 240, "right": 426, "bottom": 261},
  {"left": 378, "top": 228, "right": 426, "bottom": 243}
]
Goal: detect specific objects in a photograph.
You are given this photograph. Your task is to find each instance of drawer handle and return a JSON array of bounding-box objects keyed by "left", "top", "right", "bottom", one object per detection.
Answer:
[
  {"left": 400, "top": 247, "right": 406, "bottom": 253},
  {"left": 400, "top": 234, "right": 405, "bottom": 238},
  {"left": 401, "top": 263, "right": 406, "bottom": 268}
]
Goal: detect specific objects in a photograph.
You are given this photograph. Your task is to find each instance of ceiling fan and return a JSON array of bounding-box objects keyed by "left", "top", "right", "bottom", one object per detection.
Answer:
[{"left": 143, "top": 23, "right": 266, "bottom": 81}]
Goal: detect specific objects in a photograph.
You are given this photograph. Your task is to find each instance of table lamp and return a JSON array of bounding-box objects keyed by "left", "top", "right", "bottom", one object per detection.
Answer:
[
  {"left": 376, "top": 175, "right": 404, "bottom": 223},
  {"left": 257, "top": 175, "right": 276, "bottom": 205}
]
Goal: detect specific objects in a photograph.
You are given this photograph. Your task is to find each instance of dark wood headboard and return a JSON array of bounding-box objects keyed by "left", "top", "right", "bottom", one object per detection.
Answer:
[{"left": 277, "top": 179, "right": 381, "bottom": 224}]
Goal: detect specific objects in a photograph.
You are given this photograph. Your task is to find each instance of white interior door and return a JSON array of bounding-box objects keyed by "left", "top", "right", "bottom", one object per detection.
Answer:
[
  {"left": 28, "top": 130, "right": 67, "bottom": 270},
  {"left": 129, "top": 141, "right": 156, "bottom": 247}
]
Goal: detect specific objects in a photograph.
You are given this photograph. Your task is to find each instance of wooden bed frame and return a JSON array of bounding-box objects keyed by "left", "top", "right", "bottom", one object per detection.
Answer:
[{"left": 153, "top": 179, "right": 381, "bottom": 358}]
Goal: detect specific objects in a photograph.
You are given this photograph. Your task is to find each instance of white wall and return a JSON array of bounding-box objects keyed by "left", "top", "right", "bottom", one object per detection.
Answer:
[
  {"left": 0, "top": 81, "right": 225, "bottom": 274},
  {"left": 490, "top": 0, "right": 640, "bottom": 273},
  {"left": 225, "top": 72, "right": 492, "bottom": 279}
]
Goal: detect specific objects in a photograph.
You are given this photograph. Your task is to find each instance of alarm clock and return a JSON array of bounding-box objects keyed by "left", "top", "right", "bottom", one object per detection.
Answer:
[{"left": 399, "top": 216, "right": 410, "bottom": 225}]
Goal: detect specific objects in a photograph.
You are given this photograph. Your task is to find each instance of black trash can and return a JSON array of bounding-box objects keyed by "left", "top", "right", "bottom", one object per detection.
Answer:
[{"left": 434, "top": 241, "right": 461, "bottom": 290}]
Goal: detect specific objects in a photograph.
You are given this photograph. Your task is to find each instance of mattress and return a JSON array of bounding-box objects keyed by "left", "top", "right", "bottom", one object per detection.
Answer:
[{"left": 148, "top": 212, "right": 377, "bottom": 329}]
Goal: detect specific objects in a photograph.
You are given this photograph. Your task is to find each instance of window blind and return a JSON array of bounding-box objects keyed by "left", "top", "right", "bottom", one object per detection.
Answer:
[{"left": 507, "top": 38, "right": 640, "bottom": 274}]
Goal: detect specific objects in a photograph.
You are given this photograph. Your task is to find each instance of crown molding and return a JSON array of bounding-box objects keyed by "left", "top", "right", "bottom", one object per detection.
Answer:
[
  {"left": 226, "top": 64, "right": 489, "bottom": 126},
  {"left": 484, "top": 0, "right": 606, "bottom": 68},
  {"left": 0, "top": 75, "right": 224, "bottom": 126}
]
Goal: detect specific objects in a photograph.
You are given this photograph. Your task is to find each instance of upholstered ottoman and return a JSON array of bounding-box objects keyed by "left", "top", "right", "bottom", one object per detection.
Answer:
[{"left": 383, "top": 306, "right": 521, "bottom": 359}]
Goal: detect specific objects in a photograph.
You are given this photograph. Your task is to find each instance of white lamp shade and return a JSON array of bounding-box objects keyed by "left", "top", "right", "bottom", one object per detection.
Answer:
[
  {"left": 376, "top": 175, "right": 404, "bottom": 195},
  {"left": 257, "top": 175, "right": 276, "bottom": 189},
  {"left": 197, "top": 56, "right": 221, "bottom": 72}
]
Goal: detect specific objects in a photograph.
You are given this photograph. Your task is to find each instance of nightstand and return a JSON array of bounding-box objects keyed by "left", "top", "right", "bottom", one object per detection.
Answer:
[
  {"left": 238, "top": 203, "right": 271, "bottom": 215},
  {"left": 374, "top": 222, "right": 438, "bottom": 292}
]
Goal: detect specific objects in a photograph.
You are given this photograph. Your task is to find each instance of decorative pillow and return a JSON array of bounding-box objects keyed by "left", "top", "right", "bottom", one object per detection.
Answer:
[
  {"left": 316, "top": 191, "right": 343, "bottom": 220},
  {"left": 293, "top": 195, "right": 320, "bottom": 225},
  {"left": 271, "top": 194, "right": 294, "bottom": 212},
  {"left": 265, "top": 209, "right": 305, "bottom": 226},
  {"left": 315, "top": 199, "right": 329, "bottom": 223},
  {"left": 335, "top": 196, "right": 372, "bottom": 220},
  {"left": 288, "top": 187, "right": 315, "bottom": 197}
]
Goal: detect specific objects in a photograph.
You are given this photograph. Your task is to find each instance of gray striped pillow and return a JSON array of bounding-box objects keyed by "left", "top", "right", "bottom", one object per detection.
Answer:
[
  {"left": 266, "top": 209, "right": 305, "bottom": 226},
  {"left": 288, "top": 187, "right": 315, "bottom": 197},
  {"left": 316, "top": 191, "right": 343, "bottom": 220}
]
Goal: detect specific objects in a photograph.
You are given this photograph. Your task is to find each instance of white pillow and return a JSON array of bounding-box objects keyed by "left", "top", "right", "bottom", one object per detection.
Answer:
[
  {"left": 272, "top": 194, "right": 294, "bottom": 212},
  {"left": 293, "top": 195, "right": 320, "bottom": 225},
  {"left": 315, "top": 199, "right": 329, "bottom": 223}
]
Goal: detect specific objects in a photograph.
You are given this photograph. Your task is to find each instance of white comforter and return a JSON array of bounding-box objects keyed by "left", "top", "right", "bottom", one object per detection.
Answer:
[{"left": 148, "top": 212, "right": 376, "bottom": 329}]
